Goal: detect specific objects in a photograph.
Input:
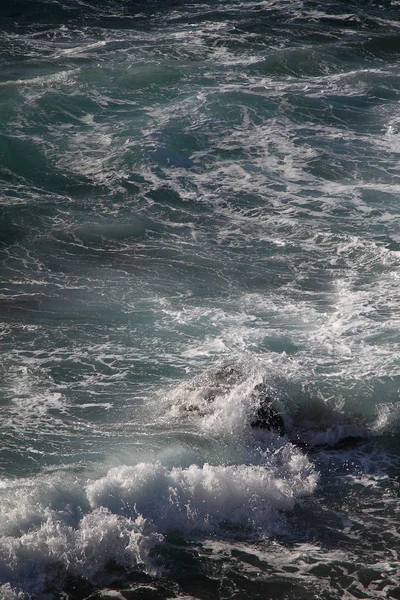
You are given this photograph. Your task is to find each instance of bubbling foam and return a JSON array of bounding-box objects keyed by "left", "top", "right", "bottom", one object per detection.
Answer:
[
  {"left": 87, "top": 458, "right": 318, "bottom": 533},
  {"left": 0, "top": 584, "right": 27, "bottom": 600},
  {"left": 0, "top": 448, "right": 317, "bottom": 597},
  {"left": 0, "top": 474, "right": 161, "bottom": 598}
]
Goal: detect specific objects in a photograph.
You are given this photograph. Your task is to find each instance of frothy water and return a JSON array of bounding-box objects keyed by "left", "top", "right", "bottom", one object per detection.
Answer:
[{"left": 1, "top": 0, "right": 400, "bottom": 598}]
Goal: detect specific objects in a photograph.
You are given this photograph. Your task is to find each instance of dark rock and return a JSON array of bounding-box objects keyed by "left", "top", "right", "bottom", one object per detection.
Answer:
[
  {"left": 182, "top": 364, "right": 287, "bottom": 436},
  {"left": 250, "top": 386, "right": 285, "bottom": 435},
  {"left": 63, "top": 575, "right": 95, "bottom": 600}
]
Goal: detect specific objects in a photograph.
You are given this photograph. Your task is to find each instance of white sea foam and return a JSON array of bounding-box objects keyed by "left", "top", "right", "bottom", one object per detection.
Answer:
[
  {"left": 0, "top": 451, "right": 317, "bottom": 597},
  {"left": 1, "top": 2, "right": 400, "bottom": 598},
  {"left": 87, "top": 458, "right": 317, "bottom": 533},
  {"left": 0, "top": 584, "right": 27, "bottom": 600},
  {"left": 0, "top": 473, "right": 161, "bottom": 596},
  {"left": 372, "top": 403, "right": 400, "bottom": 434},
  {"left": 160, "top": 359, "right": 273, "bottom": 435},
  {"left": 156, "top": 354, "right": 399, "bottom": 449}
]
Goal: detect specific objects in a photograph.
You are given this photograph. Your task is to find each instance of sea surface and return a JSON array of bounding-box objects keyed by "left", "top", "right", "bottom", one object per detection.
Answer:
[{"left": 0, "top": 1, "right": 400, "bottom": 598}]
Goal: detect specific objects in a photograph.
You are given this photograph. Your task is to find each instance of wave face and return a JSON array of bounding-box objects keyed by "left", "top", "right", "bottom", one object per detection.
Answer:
[{"left": 1, "top": 0, "right": 400, "bottom": 598}]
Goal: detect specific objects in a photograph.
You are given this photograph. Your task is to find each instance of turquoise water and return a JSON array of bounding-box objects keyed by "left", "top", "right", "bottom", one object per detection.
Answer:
[{"left": 0, "top": 1, "right": 399, "bottom": 598}]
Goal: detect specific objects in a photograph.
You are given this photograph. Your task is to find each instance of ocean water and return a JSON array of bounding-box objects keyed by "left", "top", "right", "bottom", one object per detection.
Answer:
[{"left": 0, "top": 0, "right": 400, "bottom": 598}]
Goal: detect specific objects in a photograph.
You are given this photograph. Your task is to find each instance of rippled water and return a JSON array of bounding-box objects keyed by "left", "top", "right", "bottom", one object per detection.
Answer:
[{"left": 0, "top": 1, "right": 399, "bottom": 598}]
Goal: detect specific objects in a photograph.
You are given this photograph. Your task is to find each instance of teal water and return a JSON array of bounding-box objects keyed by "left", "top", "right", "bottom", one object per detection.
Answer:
[{"left": 0, "top": 1, "right": 399, "bottom": 598}]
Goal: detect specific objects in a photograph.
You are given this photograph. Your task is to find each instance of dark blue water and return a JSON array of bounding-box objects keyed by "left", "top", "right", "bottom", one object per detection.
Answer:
[{"left": 0, "top": 1, "right": 399, "bottom": 598}]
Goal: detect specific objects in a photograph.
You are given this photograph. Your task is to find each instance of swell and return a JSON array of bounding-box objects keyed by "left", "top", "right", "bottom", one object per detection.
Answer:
[{"left": 0, "top": 1, "right": 400, "bottom": 599}]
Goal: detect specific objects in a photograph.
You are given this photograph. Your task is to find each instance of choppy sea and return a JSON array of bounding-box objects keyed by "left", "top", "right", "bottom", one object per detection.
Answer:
[{"left": 1, "top": 1, "right": 400, "bottom": 598}]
